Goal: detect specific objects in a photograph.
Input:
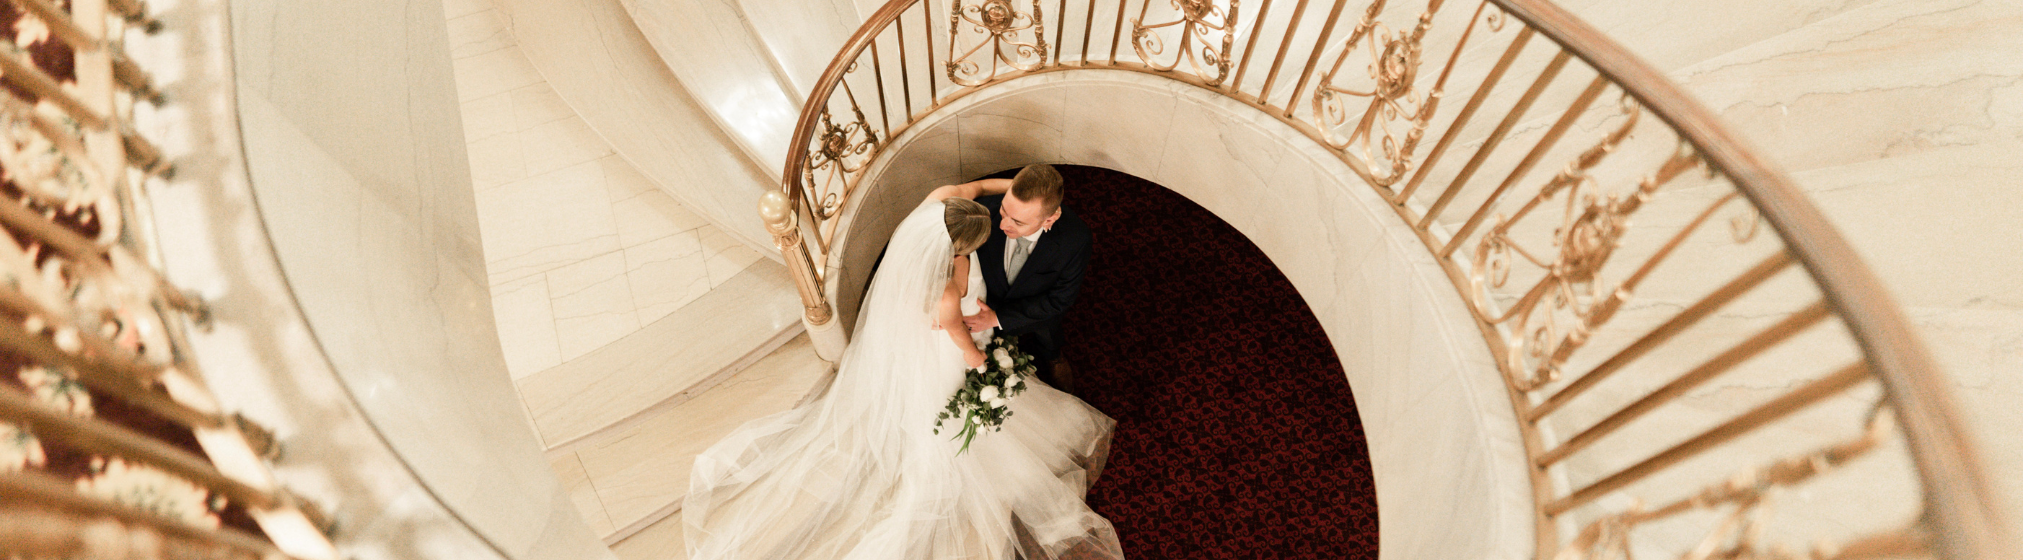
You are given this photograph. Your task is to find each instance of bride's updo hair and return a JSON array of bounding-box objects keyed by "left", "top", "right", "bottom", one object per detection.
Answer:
[{"left": 943, "top": 198, "right": 991, "bottom": 255}]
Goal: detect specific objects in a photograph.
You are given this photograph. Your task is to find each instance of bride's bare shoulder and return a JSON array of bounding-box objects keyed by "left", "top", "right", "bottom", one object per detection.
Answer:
[
  {"left": 945, "top": 255, "right": 971, "bottom": 297},
  {"left": 928, "top": 178, "right": 1013, "bottom": 202}
]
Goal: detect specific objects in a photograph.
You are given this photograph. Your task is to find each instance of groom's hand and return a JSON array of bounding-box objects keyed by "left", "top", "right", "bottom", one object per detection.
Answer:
[{"left": 962, "top": 302, "right": 998, "bottom": 333}]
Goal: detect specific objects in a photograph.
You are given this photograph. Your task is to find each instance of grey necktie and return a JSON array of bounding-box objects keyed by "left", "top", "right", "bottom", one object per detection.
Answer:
[{"left": 1006, "top": 238, "right": 1033, "bottom": 282}]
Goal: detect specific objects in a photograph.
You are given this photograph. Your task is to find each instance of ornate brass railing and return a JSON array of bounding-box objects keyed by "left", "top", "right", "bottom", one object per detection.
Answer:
[
  {"left": 0, "top": 0, "right": 335, "bottom": 558},
  {"left": 768, "top": 0, "right": 2011, "bottom": 557}
]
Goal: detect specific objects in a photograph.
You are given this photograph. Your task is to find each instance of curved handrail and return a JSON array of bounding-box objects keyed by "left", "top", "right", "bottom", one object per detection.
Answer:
[
  {"left": 1484, "top": 4, "right": 2008, "bottom": 558},
  {"left": 767, "top": 0, "right": 2013, "bottom": 557}
]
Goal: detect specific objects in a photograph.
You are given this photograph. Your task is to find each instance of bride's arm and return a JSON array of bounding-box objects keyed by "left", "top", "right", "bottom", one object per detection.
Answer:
[
  {"left": 938, "top": 256, "right": 987, "bottom": 368},
  {"left": 927, "top": 178, "right": 1012, "bottom": 202}
]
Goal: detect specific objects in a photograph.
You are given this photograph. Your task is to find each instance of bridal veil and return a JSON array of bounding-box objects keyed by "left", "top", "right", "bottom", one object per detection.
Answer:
[{"left": 683, "top": 200, "right": 1123, "bottom": 560}]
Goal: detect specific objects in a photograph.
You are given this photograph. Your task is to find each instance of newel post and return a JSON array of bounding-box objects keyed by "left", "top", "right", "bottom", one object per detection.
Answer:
[{"left": 760, "top": 191, "right": 847, "bottom": 361}]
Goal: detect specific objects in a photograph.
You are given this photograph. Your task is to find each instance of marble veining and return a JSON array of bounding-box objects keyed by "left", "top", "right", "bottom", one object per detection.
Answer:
[
  {"left": 448, "top": 12, "right": 767, "bottom": 377},
  {"left": 516, "top": 264, "right": 802, "bottom": 449}
]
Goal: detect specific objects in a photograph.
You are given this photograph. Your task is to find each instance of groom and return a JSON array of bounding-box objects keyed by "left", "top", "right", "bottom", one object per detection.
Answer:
[{"left": 948, "top": 164, "right": 1090, "bottom": 392}]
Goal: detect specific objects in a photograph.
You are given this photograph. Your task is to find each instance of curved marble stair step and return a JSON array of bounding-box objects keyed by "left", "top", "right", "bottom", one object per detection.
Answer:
[
  {"left": 550, "top": 333, "right": 835, "bottom": 543},
  {"left": 611, "top": 511, "right": 688, "bottom": 560},
  {"left": 518, "top": 261, "right": 805, "bottom": 451}
]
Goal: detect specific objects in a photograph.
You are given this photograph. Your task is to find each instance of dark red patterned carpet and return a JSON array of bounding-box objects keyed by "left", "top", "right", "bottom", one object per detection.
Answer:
[{"left": 999, "top": 166, "right": 1379, "bottom": 558}]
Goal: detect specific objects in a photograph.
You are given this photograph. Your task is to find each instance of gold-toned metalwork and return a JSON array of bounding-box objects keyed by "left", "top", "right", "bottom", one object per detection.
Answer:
[
  {"left": 1556, "top": 403, "right": 1903, "bottom": 560},
  {"left": 1465, "top": 96, "right": 1651, "bottom": 390},
  {"left": 778, "top": 1, "right": 2011, "bottom": 557},
  {"left": 1312, "top": 0, "right": 1461, "bottom": 186},
  {"left": 946, "top": 0, "right": 1050, "bottom": 86},
  {"left": 799, "top": 72, "right": 882, "bottom": 225},
  {"left": 0, "top": 0, "right": 338, "bottom": 556},
  {"left": 1130, "top": 0, "right": 1240, "bottom": 85},
  {"left": 761, "top": 191, "right": 835, "bottom": 326}
]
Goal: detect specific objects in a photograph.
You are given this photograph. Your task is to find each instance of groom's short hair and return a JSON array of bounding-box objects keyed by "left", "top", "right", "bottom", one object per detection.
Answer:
[{"left": 1010, "top": 164, "right": 1064, "bottom": 215}]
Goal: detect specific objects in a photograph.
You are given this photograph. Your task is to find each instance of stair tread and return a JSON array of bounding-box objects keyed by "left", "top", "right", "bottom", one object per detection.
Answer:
[
  {"left": 518, "top": 260, "right": 803, "bottom": 448},
  {"left": 558, "top": 333, "right": 833, "bottom": 541}
]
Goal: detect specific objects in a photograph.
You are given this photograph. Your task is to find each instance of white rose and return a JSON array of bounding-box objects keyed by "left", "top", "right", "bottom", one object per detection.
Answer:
[
  {"left": 992, "top": 348, "right": 1013, "bottom": 369},
  {"left": 979, "top": 386, "right": 999, "bottom": 403},
  {"left": 1006, "top": 375, "right": 1024, "bottom": 390}
]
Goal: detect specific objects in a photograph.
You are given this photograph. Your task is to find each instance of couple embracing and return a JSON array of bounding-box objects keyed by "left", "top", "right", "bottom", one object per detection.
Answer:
[{"left": 683, "top": 165, "right": 1125, "bottom": 560}]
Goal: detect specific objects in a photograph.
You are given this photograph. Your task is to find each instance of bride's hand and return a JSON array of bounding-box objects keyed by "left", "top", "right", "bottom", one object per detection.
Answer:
[{"left": 964, "top": 349, "right": 986, "bottom": 369}]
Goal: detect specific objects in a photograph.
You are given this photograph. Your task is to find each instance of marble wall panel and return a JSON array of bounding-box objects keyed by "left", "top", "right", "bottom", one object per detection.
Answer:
[
  {"left": 225, "top": 0, "right": 612, "bottom": 555},
  {"left": 1673, "top": 0, "right": 2023, "bottom": 174},
  {"left": 615, "top": 0, "right": 798, "bottom": 166},
  {"left": 499, "top": 0, "right": 779, "bottom": 253},
  {"left": 739, "top": 0, "right": 863, "bottom": 96}
]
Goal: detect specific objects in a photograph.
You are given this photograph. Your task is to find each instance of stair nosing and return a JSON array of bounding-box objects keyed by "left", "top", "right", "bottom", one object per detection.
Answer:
[{"left": 597, "top": 359, "right": 840, "bottom": 546}]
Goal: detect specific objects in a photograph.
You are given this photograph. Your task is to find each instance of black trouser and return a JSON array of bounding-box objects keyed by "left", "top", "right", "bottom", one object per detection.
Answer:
[{"left": 1008, "top": 326, "right": 1064, "bottom": 385}]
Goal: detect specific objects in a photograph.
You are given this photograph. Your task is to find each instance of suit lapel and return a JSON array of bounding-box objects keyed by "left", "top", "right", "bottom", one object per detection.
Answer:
[
  {"left": 1006, "top": 233, "right": 1056, "bottom": 292},
  {"left": 980, "top": 211, "right": 1009, "bottom": 295}
]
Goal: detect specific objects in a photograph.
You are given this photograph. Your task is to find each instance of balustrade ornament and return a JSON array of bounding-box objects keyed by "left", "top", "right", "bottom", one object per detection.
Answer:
[
  {"left": 1556, "top": 402, "right": 1899, "bottom": 560},
  {"left": 1312, "top": 1, "right": 1499, "bottom": 187},
  {"left": 1130, "top": 0, "right": 1239, "bottom": 84},
  {"left": 946, "top": 0, "right": 1049, "bottom": 86},
  {"left": 800, "top": 78, "right": 881, "bottom": 225},
  {"left": 1465, "top": 98, "right": 1698, "bottom": 391}
]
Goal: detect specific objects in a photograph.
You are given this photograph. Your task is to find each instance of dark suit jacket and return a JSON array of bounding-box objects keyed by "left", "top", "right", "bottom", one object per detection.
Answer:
[{"left": 976, "top": 195, "right": 1091, "bottom": 349}]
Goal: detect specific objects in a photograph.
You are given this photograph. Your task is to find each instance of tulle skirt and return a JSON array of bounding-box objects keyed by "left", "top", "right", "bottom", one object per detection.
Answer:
[{"left": 682, "top": 346, "right": 1123, "bottom": 560}]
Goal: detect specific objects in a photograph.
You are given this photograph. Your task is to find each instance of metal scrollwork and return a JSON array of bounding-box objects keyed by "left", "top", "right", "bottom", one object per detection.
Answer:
[
  {"left": 1468, "top": 96, "right": 1657, "bottom": 390},
  {"left": 1313, "top": 0, "right": 1493, "bottom": 187},
  {"left": 1130, "top": 0, "right": 1239, "bottom": 85},
  {"left": 800, "top": 94, "right": 880, "bottom": 222},
  {"left": 1556, "top": 403, "right": 1897, "bottom": 560},
  {"left": 946, "top": 0, "right": 1049, "bottom": 86}
]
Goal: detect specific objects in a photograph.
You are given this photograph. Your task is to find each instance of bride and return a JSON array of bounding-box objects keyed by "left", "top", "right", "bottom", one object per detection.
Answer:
[{"left": 682, "top": 188, "right": 1125, "bottom": 560}]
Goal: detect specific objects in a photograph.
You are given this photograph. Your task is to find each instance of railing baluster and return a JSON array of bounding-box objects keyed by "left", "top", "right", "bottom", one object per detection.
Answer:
[
  {"left": 1081, "top": 0, "right": 1099, "bottom": 63},
  {"left": 1439, "top": 76, "right": 1606, "bottom": 256},
  {"left": 1535, "top": 302, "right": 1833, "bottom": 467},
  {"left": 923, "top": 3, "right": 938, "bottom": 104},
  {"left": 1418, "top": 49, "right": 1568, "bottom": 229},
  {"left": 0, "top": 473, "right": 291, "bottom": 558},
  {"left": 897, "top": 19, "right": 915, "bottom": 120},
  {"left": 0, "top": 52, "right": 108, "bottom": 130},
  {"left": 1544, "top": 362, "right": 1870, "bottom": 515},
  {"left": 1108, "top": 0, "right": 1132, "bottom": 64},
  {"left": 0, "top": 387, "right": 272, "bottom": 509},
  {"left": 0, "top": 319, "right": 220, "bottom": 429},
  {"left": 1530, "top": 252, "right": 1793, "bottom": 420},
  {"left": 1395, "top": 26, "right": 1532, "bottom": 204},
  {"left": 871, "top": 41, "right": 892, "bottom": 138},
  {"left": 11, "top": 0, "right": 97, "bottom": 50},
  {"left": 1281, "top": 0, "right": 1351, "bottom": 119},
  {"left": 1256, "top": 0, "right": 1310, "bottom": 103},
  {"left": 1055, "top": 0, "right": 1068, "bottom": 65},
  {"left": 1229, "top": 0, "right": 1273, "bottom": 92}
]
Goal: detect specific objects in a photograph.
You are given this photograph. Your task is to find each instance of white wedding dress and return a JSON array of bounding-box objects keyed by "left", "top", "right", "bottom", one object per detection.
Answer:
[{"left": 683, "top": 200, "right": 1124, "bottom": 560}]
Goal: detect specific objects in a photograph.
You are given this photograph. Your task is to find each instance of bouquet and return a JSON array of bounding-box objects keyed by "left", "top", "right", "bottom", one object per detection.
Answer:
[{"left": 934, "top": 335, "right": 1037, "bottom": 454}]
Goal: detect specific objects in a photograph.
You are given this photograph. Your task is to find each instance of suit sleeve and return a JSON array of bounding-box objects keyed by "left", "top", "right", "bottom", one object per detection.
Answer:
[{"left": 993, "top": 232, "right": 1089, "bottom": 333}]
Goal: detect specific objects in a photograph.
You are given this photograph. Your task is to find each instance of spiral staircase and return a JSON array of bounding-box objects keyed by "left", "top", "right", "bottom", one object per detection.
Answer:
[{"left": 0, "top": 0, "right": 2015, "bottom": 558}]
